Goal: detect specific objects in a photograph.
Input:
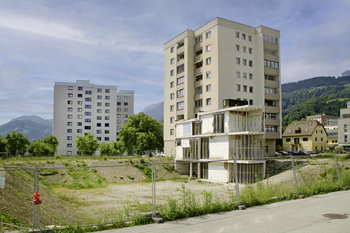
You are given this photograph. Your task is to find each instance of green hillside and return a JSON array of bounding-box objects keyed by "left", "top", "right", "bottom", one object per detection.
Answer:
[{"left": 282, "top": 76, "right": 350, "bottom": 127}]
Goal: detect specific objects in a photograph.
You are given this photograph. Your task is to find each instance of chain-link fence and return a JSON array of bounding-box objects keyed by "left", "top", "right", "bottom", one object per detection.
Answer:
[{"left": 0, "top": 154, "right": 349, "bottom": 232}]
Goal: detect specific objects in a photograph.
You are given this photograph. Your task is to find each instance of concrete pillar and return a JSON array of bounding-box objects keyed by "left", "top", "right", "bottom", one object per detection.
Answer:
[{"left": 190, "top": 162, "right": 193, "bottom": 178}]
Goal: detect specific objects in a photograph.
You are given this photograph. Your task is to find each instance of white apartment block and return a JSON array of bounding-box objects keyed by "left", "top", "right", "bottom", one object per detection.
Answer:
[
  {"left": 164, "top": 18, "right": 281, "bottom": 157},
  {"left": 175, "top": 105, "right": 266, "bottom": 183},
  {"left": 53, "top": 80, "right": 134, "bottom": 156},
  {"left": 338, "top": 102, "right": 350, "bottom": 150}
]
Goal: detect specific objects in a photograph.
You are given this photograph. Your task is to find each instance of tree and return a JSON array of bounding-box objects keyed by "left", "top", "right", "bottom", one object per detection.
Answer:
[
  {"left": 0, "top": 134, "right": 6, "bottom": 152},
  {"left": 28, "top": 135, "right": 59, "bottom": 156},
  {"left": 98, "top": 141, "right": 123, "bottom": 156},
  {"left": 5, "top": 131, "right": 30, "bottom": 156},
  {"left": 75, "top": 132, "right": 99, "bottom": 156},
  {"left": 119, "top": 112, "right": 163, "bottom": 156}
]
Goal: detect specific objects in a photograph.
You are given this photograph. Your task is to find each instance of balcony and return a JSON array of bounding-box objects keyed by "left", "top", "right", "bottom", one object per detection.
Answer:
[
  {"left": 177, "top": 45, "right": 184, "bottom": 54},
  {"left": 265, "top": 119, "right": 280, "bottom": 126},
  {"left": 264, "top": 67, "right": 279, "bottom": 76},
  {"left": 194, "top": 67, "right": 203, "bottom": 76},
  {"left": 265, "top": 92, "right": 280, "bottom": 101},
  {"left": 264, "top": 53, "right": 279, "bottom": 62},
  {"left": 194, "top": 54, "right": 203, "bottom": 63},
  {"left": 265, "top": 132, "right": 280, "bottom": 139},
  {"left": 265, "top": 106, "right": 280, "bottom": 113},
  {"left": 263, "top": 41, "right": 278, "bottom": 52},
  {"left": 264, "top": 79, "right": 279, "bottom": 88}
]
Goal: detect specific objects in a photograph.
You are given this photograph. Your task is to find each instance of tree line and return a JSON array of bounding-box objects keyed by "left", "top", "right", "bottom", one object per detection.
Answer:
[{"left": 0, "top": 112, "right": 163, "bottom": 157}]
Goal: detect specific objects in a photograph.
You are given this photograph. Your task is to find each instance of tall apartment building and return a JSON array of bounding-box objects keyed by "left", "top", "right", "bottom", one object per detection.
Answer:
[
  {"left": 306, "top": 114, "right": 338, "bottom": 126},
  {"left": 338, "top": 102, "right": 350, "bottom": 150},
  {"left": 164, "top": 18, "right": 281, "bottom": 157},
  {"left": 53, "top": 80, "right": 134, "bottom": 156}
]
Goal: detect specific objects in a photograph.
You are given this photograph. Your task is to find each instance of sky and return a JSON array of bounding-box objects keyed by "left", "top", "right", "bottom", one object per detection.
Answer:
[{"left": 0, "top": 0, "right": 350, "bottom": 125}]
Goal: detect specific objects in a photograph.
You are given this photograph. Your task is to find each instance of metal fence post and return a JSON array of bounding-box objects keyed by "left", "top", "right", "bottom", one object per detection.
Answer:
[
  {"left": 151, "top": 162, "right": 156, "bottom": 218},
  {"left": 290, "top": 156, "right": 299, "bottom": 195},
  {"left": 33, "top": 167, "right": 40, "bottom": 230},
  {"left": 234, "top": 158, "right": 240, "bottom": 206},
  {"left": 334, "top": 153, "right": 342, "bottom": 186}
]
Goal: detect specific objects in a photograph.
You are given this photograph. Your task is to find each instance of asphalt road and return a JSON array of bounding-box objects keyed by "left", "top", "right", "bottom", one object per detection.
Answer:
[{"left": 98, "top": 190, "right": 350, "bottom": 233}]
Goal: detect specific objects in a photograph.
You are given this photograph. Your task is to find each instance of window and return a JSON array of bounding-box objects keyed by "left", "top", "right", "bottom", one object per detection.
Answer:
[
  {"left": 97, "top": 88, "right": 102, "bottom": 92},
  {"left": 68, "top": 93, "right": 73, "bottom": 97},
  {"left": 85, "top": 98, "right": 91, "bottom": 102},
  {"left": 249, "top": 86, "right": 253, "bottom": 93},
  {"left": 236, "top": 32, "right": 240, "bottom": 38},
  {"left": 67, "top": 122, "right": 72, "bottom": 126},
  {"left": 96, "top": 137, "right": 101, "bottom": 141},
  {"left": 170, "top": 129, "right": 174, "bottom": 135},
  {"left": 177, "top": 89, "right": 184, "bottom": 98},
  {"left": 117, "top": 120, "right": 121, "bottom": 124},
  {"left": 264, "top": 59, "right": 279, "bottom": 69},
  {"left": 105, "top": 116, "right": 110, "bottom": 120},
  {"left": 170, "top": 47, "right": 174, "bottom": 53},
  {"left": 124, "top": 108, "right": 128, "bottom": 112},
  {"left": 97, "top": 116, "right": 102, "bottom": 120},
  {"left": 67, "top": 136, "right": 72, "bottom": 140},
  {"left": 77, "top": 122, "right": 82, "bottom": 126},
  {"left": 97, "top": 95, "right": 102, "bottom": 99},
  {"left": 85, "top": 91, "right": 92, "bottom": 95},
  {"left": 124, "top": 96, "right": 128, "bottom": 100},
  {"left": 77, "top": 101, "right": 82, "bottom": 105},
  {"left": 249, "top": 60, "right": 253, "bottom": 67},
  {"left": 303, "top": 138, "right": 308, "bottom": 141},
  {"left": 77, "top": 115, "right": 82, "bottom": 119},
  {"left": 96, "top": 130, "right": 101, "bottom": 134},
  {"left": 124, "top": 120, "right": 128, "bottom": 123},
  {"left": 105, "top": 89, "right": 110, "bottom": 93},
  {"left": 105, "top": 123, "right": 109, "bottom": 127},
  {"left": 170, "top": 93, "right": 174, "bottom": 99},
  {"left": 85, "top": 105, "right": 91, "bottom": 109},
  {"left": 105, "top": 103, "right": 110, "bottom": 107},
  {"left": 67, "top": 144, "right": 72, "bottom": 148},
  {"left": 105, "top": 130, "right": 110, "bottom": 134},
  {"left": 237, "top": 84, "right": 241, "bottom": 91},
  {"left": 195, "top": 99, "right": 202, "bottom": 108},
  {"left": 206, "top": 31, "right": 211, "bottom": 38},
  {"left": 170, "top": 81, "right": 174, "bottom": 88},
  {"left": 170, "top": 105, "right": 174, "bottom": 111},
  {"left": 206, "top": 71, "right": 211, "bottom": 78},
  {"left": 97, "top": 102, "right": 102, "bottom": 106},
  {"left": 243, "top": 85, "right": 247, "bottom": 92},
  {"left": 85, "top": 126, "right": 91, "bottom": 130},
  {"left": 85, "top": 112, "right": 91, "bottom": 116},
  {"left": 206, "top": 57, "right": 211, "bottom": 65},
  {"left": 315, "top": 137, "right": 317, "bottom": 141},
  {"left": 117, "top": 102, "right": 121, "bottom": 105},
  {"left": 263, "top": 35, "right": 278, "bottom": 44},
  {"left": 243, "top": 72, "right": 247, "bottom": 79},
  {"left": 97, "top": 109, "right": 102, "bottom": 113},
  {"left": 286, "top": 138, "right": 291, "bottom": 142},
  {"left": 213, "top": 112, "right": 224, "bottom": 133},
  {"left": 243, "top": 59, "right": 247, "bottom": 66},
  {"left": 236, "top": 45, "right": 240, "bottom": 51},
  {"left": 124, "top": 102, "right": 128, "bottom": 106},
  {"left": 177, "top": 76, "right": 185, "bottom": 85},
  {"left": 243, "top": 46, "right": 246, "bottom": 53},
  {"left": 242, "top": 33, "right": 246, "bottom": 40},
  {"left": 249, "top": 73, "right": 253, "bottom": 80},
  {"left": 67, "top": 129, "right": 72, "bottom": 133},
  {"left": 117, "top": 114, "right": 121, "bottom": 118},
  {"left": 236, "top": 58, "right": 240, "bottom": 65},
  {"left": 105, "top": 109, "right": 110, "bottom": 113},
  {"left": 68, "top": 86, "right": 73, "bottom": 90},
  {"left": 105, "top": 96, "right": 110, "bottom": 100},
  {"left": 77, "top": 129, "right": 82, "bottom": 133},
  {"left": 78, "top": 87, "right": 83, "bottom": 91},
  {"left": 249, "top": 48, "right": 252, "bottom": 54},
  {"left": 124, "top": 114, "right": 128, "bottom": 118},
  {"left": 97, "top": 123, "right": 101, "bottom": 127},
  {"left": 248, "top": 35, "right": 252, "bottom": 41},
  {"left": 249, "top": 99, "right": 253, "bottom": 105},
  {"left": 170, "top": 70, "right": 174, "bottom": 76},
  {"left": 206, "top": 45, "right": 211, "bottom": 52},
  {"left": 170, "top": 117, "right": 174, "bottom": 123},
  {"left": 67, "top": 100, "right": 73, "bottom": 105},
  {"left": 177, "top": 102, "right": 184, "bottom": 110},
  {"left": 206, "top": 84, "right": 211, "bottom": 92},
  {"left": 321, "top": 137, "right": 323, "bottom": 141},
  {"left": 67, "top": 114, "right": 73, "bottom": 119},
  {"left": 105, "top": 137, "right": 110, "bottom": 141},
  {"left": 194, "top": 35, "right": 202, "bottom": 44},
  {"left": 236, "top": 71, "right": 241, "bottom": 78},
  {"left": 195, "top": 86, "right": 203, "bottom": 95},
  {"left": 67, "top": 107, "right": 73, "bottom": 112},
  {"left": 206, "top": 98, "right": 211, "bottom": 105},
  {"left": 170, "top": 58, "right": 174, "bottom": 64}
]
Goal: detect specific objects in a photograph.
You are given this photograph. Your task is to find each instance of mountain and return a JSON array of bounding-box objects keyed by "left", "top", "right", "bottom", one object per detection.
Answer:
[
  {"left": 0, "top": 115, "right": 52, "bottom": 141},
  {"left": 141, "top": 101, "right": 164, "bottom": 122}
]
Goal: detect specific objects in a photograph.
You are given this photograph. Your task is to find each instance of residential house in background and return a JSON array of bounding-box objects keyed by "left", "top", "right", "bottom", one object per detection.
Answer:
[
  {"left": 53, "top": 80, "right": 134, "bottom": 156},
  {"left": 164, "top": 17, "right": 281, "bottom": 158},
  {"left": 325, "top": 125, "right": 338, "bottom": 147},
  {"left": 282, "top": 120, "right": 327, "bottom": 152},
  {"left": 174, "top": 105, "right": 266, "bottom": 183},
  {"left": 338, "top": 102, "right": 350, "bottom": 150},
  {"left": 306, "top": 114, "right": 338, "bottom": 127}
]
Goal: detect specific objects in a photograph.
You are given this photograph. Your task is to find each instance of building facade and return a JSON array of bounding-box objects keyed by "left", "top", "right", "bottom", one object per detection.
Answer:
[
  {"left": 338, "top": 102, "right": 350, "bottom": 150},
  {"left": 282, "top": 120, "right": 328, "bottom": 152},
  {"left": 53, "top": 80, "right": 134, "bottom": 156},
  {"left": 164, "top": 17, "right": 281, "bottom": 158},
  {"left": 325, "top": 125, "right": 338, "bottom": 146},
  {"left": 174, "top": 105, "right": 265, "bottom": 183},
  {"left": 306, "top": 114, "right": 338, "bottom": 127}
]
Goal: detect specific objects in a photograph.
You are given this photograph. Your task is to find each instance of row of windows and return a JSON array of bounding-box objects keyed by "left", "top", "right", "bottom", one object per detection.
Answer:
[
  {"left": 236, "top": 58, "right": 253, "bottom": 67},
  {"left": 236, "top": 45, "right": 253, "bottom": 54},
  {"left": 236, "top": 84, "right": 253, "bottom": 93},
  {"left": 68, "top": 86, "right": 111, "bottom": 93},
  {"left": 236, "top": 72, "right": 253, "bottom": 79},
  {"left": 263, "top": 35, "right": 278, "bottom": 44},
  {"left": 194, "top": 31, "right": 211, "bottom": 45},
  {"left": 68, "top": 107, "right": 111, "bottom": 113},
  {"left": 285, "top": 137, "right": 324, "bottom": 142},
  {"left": 264, "top": 59, "right": 279, "bottom": 69},
  {"left": 67, "top": 96, "right": 110, "bottom": 104},
  {"left": 117, "top": 108, "right": 128, "bottom": 112},
  {"left": 118, "top": 96, "right": 129, "bottom": 100},
  {"left": 117, "top": 102, "right": 129, "bottom": 106},
  {"left": 236, "top": 32, "right": 252, "bottom": 41},
  {"left": 117, "top": 114, "right": 129, "bottom": 118},
  {"left": 68, "top": 115, "right": 111, "bottom": 120}
]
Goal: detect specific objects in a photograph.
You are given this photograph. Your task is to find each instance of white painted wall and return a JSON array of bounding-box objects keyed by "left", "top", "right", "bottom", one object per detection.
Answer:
[
  {"left": 209, "top": 136, "right": 229, "bottom": 159},
  {"left": 208, "top": 162, "right": 228, "bottom": 182},
  {"left": 201, "top": 114, "right": 213, "bottom": 134}
]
